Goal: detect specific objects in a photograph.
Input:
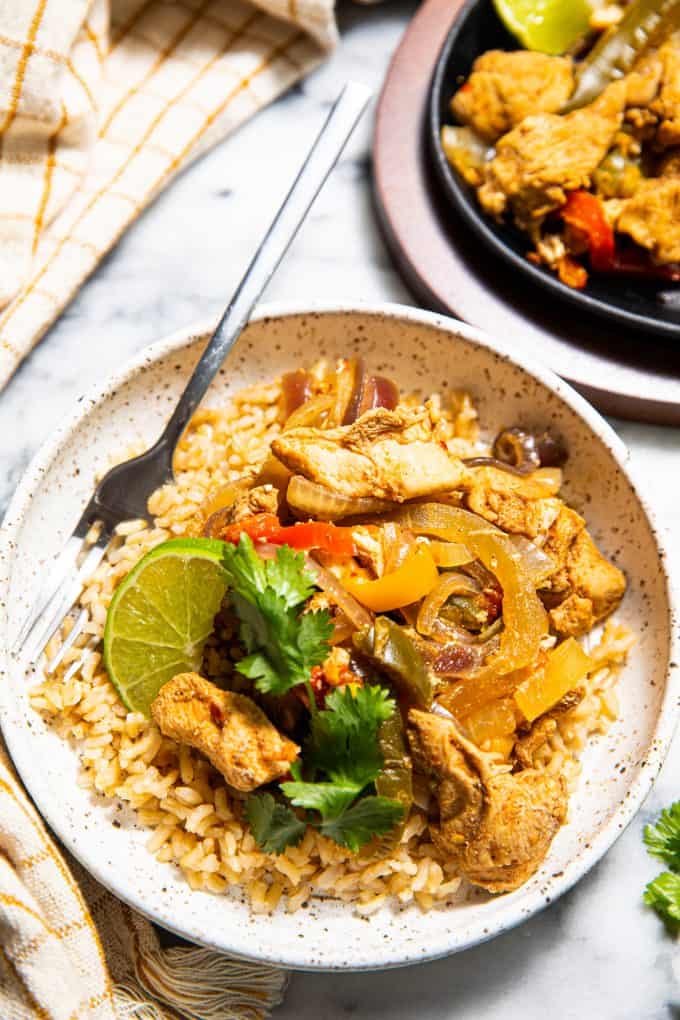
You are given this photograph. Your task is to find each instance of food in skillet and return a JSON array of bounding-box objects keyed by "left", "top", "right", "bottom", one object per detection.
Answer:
[
  {"left": 441, "top": 0, "right": 680, "bottom": 288},
  {"left": 32, "top": 359, "right": 632, "bottom": 912}
]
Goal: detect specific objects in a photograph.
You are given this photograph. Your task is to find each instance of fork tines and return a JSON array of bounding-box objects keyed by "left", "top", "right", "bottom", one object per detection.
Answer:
[{"left": 13, "top": 519, "right": 114, "bottom": 666}]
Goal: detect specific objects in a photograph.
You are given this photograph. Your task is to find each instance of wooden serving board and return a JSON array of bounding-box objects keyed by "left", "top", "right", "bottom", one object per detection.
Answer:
[{"left": 372, "top": 0, "right": 680, "bottom": 426}]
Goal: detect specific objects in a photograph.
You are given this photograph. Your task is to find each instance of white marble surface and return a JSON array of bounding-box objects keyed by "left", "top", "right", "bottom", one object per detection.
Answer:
[{"left": 2, "top": 1, "right": 679, "bottom": 1015}]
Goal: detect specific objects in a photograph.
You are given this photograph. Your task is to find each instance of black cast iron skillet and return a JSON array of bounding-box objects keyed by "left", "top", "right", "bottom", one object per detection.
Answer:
[{"left": 428, "top": 0, "right": 680, "bottom": 339}]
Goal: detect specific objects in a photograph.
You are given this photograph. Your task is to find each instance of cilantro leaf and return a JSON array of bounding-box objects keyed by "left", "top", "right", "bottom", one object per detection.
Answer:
[
  {"left": 266, "top": 543, "right": 318, "bottom": 608},
  {"left": 643, "top": 871, "right": 680, "bottom": 932},
  {"left": 245, "top": 793, "right": 307, "bottom": 854},
  {"left": 643, "top": 802, "right": 680, "bottom": 871},
  {"left": 222, "top": 535, "right": 333, "bottom": 696},
  {"left": 308, "top": 685, "right": 396, "bottom": 789},
  {"left": 223, "top": 535, "right": 316, "bottom": 609},
  {"left": 281, "top": 781, "right": 360, "bottom": 819},
  {"left": 320, "top": 796, "right": 405, "bottom": 853},
  {"left": 248, "top": 681, "right": 404, "bottom": 857}
]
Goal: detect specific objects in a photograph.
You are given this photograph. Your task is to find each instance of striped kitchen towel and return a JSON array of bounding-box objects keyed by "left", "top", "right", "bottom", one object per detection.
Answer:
[
  {"left": 0, "top": 0, "right": 337, "bottom": 388},
  {"left": 0, "top": 735, "right": 289, "bottom": 1020}
]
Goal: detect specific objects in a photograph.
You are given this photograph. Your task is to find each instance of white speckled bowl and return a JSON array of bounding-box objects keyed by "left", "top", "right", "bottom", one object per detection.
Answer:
[{"left": 1, "top": 303, "right": 677, "bottom": 971}]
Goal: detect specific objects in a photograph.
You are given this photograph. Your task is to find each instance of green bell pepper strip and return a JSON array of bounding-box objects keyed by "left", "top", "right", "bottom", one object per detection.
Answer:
[
  {"left": 563, "top": 0, "right": 680, "bottom": 112},
  {"left": 354, "top": 617, "right": 433, "bottom": 710}
]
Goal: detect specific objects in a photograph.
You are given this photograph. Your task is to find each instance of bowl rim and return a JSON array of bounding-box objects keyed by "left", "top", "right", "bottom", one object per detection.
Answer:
[
  {"left": 427, "top": 0, "right": 680, "bottom": 340},
  {"left": 1, "top": 299, "right": 678, "bottom": 971}
]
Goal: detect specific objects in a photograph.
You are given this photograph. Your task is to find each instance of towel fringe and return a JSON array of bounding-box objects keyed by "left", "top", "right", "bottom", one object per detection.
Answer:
[
  {"left": 114, "top": 982, "right": 169, "bottom": 1019},
  {"left": 123, "top": 945, "right": 289, "bottom": 1020}
]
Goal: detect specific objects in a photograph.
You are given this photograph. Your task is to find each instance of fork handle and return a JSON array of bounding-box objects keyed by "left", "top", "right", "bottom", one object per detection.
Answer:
[{"left": 157, "top": 81, "right": 371, "bottom": 457}]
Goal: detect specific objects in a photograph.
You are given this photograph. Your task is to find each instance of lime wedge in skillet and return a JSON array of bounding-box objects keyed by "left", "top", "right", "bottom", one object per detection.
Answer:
[
  {"left": 104, "top": 538, "right": 228, "bottom": 716},
  {"left": 493, "top": 0, "right": 593, "bottom": 55}
]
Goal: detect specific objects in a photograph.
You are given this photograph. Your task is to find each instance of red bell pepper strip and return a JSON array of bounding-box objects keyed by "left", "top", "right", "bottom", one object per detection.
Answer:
[
  {"left": 601, "top": 247, "right": 680, "bottom": 281},
  {"left": 222, "top": 513, "right": 355, "bottom": 558},
  {"left": 561, "top": 190, "right": 615, "bottom": 272},
  {"left": 561, "top": 189, "right": 680, "bottom": 281}
]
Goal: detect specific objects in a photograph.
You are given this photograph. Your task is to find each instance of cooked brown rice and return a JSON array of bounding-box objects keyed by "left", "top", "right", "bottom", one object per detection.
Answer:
[{"left": 30, "top": 376, "right": 634, "bottom": 915}]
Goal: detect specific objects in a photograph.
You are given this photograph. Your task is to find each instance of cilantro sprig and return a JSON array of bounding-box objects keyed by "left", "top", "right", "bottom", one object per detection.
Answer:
[
  {"left": 246, "top": 685, "right": 404, "bottom": 854},
  {"left": 643, "top": 800, "right": 680, "bottom": 933},
  {"left": 644, "top": 802, "right": 680, "bottom": 869},
  {"left": 222, "top": 535, "right": 333, "bottom": 699},
  {"left": 643, "top": 872, "right": 680, "bottom": 932}
]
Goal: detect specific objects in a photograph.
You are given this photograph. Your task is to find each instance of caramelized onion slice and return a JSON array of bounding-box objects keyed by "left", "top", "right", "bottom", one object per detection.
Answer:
[
  {"left": 389, "top": 502, "right": 502, "bottom": 538},
  {"left": 281, "top": 370, "right": 313, "bottom": 418},
  {"left": 428, "top": 540, "right": 474, "bottom": 568},
  {"left": 508, "top": 535, "right": 556, "bottom": 587},
  {"left": 469, "top": 531, "right": 549, "bottom": 678},
  {"left": 337, "top": 358, "right": 365, "bottom": 425},
  {"left": 359, "top": 376, "right": 399, "bottom": 416},
  {"left": 283, "top": 394, "right": 334, "bottom": 431},
  {"left": 304, "top": 555, "right": 373, "bottom": 632},
  {"left": 417, "top": 572, "right": 481, "bottom": 644},
  {"left": 200, "top": 477, "right": 252, "bottom": 536},
  {"left": 287, "top": 475, "right": 392, "bottom": 522}
]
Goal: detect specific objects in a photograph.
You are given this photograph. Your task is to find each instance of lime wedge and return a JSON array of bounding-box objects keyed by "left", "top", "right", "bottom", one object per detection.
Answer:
[
  {"left": 493, "top": 0, "right": 593, "bottom": 55},
  {"left": 104, "top": 538, "right": 228, "bottom": 716}
]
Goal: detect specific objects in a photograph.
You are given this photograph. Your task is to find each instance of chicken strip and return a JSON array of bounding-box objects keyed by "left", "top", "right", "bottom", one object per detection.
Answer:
[
  {"left": 478, "top": 79, "right": 628, "bottom": 228},
  {"left": 151, "top": 673, "right": 299, "bottom": 792},
  {"left": 649, "top": 36, "right": 680, "bottom": 149},
  {"left": 452, "top": 50, "right": 574, "bottom": 143},
  {"left": 271, "top": 406, "right": 468, "bottom": 502},
  {"left": 408, "top": 710, "right": 567, "bottom": 893},
  {"left": 541, "top": 506, "right": 626, "bottom": 636},
  {"left": 513, "top": 688, "right": 584, "bottom": 769},
  {"left": 227, "top": 484, "right": 279, "bottom": 523},
  {"left": 203, "top": 484, "right": 280, "bottom": 539},
  {"left": 461, "top": 466, "right": 562, "bottom": 538},
  {"left": 615, "top": 177, "right": 680, "bottom": 264}
]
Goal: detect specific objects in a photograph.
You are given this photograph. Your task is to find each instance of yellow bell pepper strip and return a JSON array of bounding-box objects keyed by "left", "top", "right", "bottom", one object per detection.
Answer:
[
  {"left": 464, "top": 697, "right": 518, "bottom": 745},
  {"left": 345, "top": 544, "right": 440, "bottom": 613},
  {"left": 514, "top": 637, "right": 593, "bottom": 723}
]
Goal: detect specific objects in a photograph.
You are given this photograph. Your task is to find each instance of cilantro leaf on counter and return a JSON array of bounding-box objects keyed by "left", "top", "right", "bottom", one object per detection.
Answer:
[
  {"left": 222, "top": 534, "right": 333, "bottom": 696},
  {"left": 643, "top": 801, "right": 680, "bottom": 871},
  {"left": 245, "top": 792, "right": 306, "bottom": 855},
  {"left": 643, "top": 872, "right": 680, "bottom": 933}
]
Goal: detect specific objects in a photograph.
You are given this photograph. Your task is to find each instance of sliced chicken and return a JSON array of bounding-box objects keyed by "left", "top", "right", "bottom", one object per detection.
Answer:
[
  {"left": 227, "top": 484, "right": 279, "bottom": 523},
  {"left": 548, "top": 592, "right": 598, "bottom": 637},
  {"left": 513, "top": 688, "right": 584, "bottom": 769},
  {"left": 615, "top": 177, "right": 680, "bottom": 264},
  {"left": 452, "top": 50, "right": 574, "bottom": 143},
  {"left": 151, "top": 673, "right": 299, "bottom": 792},
  {"left": 541, "top": 507, "right": 626, "bottom": 636},
  {"left": 461, "top": 467, "right": 562, "bottom": 538},
  {"left": 457, "top": 476, "right": 625, "bottom": 636},
  {"left": 478, "top": 79, "right": 628, "bottom": 228},
  {"left": 408, "top": 710, "right": 567, "bottom": 893},
  {"left": 202, "top": 483, "right": 279, "bottom": 539},
  {"left": 649, "top": 36, "right": 680, "bottom": 149},
  {"left": 272, "top": 407, "right": 467, "bottom": 502}
]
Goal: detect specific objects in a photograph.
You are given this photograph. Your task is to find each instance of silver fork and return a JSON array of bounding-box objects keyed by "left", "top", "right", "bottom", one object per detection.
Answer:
[{"left": 12, "top": 81, "right": 371, "bottom": 672}]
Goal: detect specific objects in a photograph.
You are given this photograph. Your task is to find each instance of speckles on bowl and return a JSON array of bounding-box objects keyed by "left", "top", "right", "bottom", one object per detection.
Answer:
[{"left": 0, "top": 302, "right": 677, "bottom": 972}]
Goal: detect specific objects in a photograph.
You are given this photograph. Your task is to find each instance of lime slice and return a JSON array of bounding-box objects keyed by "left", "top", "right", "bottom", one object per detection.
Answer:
[
  {"left": 104, "top": 537, "right": 228, "bottom": 716},
  {"left": 493, "top": 0, "right": 593, "bottom": 55}
]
